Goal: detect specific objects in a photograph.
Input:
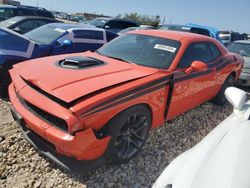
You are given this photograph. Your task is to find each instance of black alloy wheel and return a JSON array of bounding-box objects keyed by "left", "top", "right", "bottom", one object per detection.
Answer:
[{"left": 105, "top": 105, "right": 151, "bottom": 163}]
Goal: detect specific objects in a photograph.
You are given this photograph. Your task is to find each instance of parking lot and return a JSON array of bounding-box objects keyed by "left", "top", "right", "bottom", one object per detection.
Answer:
[{"left": 0, "top": 1, "right": 250, "bottom": 188}]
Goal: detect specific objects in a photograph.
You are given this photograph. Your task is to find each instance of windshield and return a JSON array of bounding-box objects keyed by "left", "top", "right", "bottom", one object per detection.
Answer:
[
  {"left": 0, "top": 16, "right": 22, "bottom": 28},
  {"left": 227, "top": 42, "right": 250, "bottom": 57},
  {"left": 24, "top": 24, "right": 67, "bottom": 45},
  {"left": 97, "top": 34, "right": 181, "bottom": 69},
  {"left": 89, "top": 18, "right": 108, "bottom": 27}
]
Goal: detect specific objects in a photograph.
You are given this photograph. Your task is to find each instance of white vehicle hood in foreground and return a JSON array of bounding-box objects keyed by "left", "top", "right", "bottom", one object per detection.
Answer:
[{"left": 153, "top": 100, "right": 250, "bottom": 188}]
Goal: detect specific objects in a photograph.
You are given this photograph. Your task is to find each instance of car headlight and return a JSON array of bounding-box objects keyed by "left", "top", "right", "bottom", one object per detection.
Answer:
[{"left": 242, "top": 67, "right": 250, "bottom": 74}]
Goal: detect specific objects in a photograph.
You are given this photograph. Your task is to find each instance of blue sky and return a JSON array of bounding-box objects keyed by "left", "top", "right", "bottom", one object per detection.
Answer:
[{"left": 19, "top": 0, "right": 250, "bottom": 33}]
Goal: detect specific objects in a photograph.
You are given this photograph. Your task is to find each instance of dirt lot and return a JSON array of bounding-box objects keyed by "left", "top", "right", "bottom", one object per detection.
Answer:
[{"left": 0, "top": 95, "right": 236, "bottom": 188}]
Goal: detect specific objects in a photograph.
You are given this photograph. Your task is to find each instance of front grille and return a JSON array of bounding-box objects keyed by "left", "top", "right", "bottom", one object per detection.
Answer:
[{"left": 18, "top": 95, "right": 68, "bottom": 132}]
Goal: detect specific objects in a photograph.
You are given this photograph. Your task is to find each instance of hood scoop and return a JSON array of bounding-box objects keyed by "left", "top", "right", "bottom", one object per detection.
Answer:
[{"left": 58, "top": 56, "right": 104, "bottom": 69}]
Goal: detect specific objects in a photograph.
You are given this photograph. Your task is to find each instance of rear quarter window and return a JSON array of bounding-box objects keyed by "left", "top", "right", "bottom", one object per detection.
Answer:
[{"left": 208, "top": 43, "right": 221, "bottom": 60}]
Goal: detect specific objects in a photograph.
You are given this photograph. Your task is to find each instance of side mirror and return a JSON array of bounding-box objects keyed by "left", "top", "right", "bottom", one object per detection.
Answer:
[
  {"left": 104, "top": 25, "right": 110, "bottom": 29},
  {"left": 185, "top": 61, "right": 208, "bottom": 74},
  {"left": 62, "top": 39, "right": 73, "bottom": 46},
  {"left": 225, "top": 87, "right": 246, "bottom": 111}
]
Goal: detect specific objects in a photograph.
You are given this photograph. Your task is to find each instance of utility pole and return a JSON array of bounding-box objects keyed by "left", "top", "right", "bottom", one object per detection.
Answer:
[{"left": 36, "top": 0, "right": 39, "bottom": 7}]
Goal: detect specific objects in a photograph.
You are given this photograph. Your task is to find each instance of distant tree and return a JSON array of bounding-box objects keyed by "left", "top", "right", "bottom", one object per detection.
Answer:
[{"left": 116, "top": 13, "right": 161, "bottom": 27}]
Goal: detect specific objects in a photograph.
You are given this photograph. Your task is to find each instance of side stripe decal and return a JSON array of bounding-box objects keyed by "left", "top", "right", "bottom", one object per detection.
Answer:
[
  {"left": 79, "top": 58, "right": 233, "bottom": 117},
  {"left": 80, "top": 76, "right": 172, "bottom": 116},
  {"left": 81, "top": 80, "right": 170, "bottom": 118}
]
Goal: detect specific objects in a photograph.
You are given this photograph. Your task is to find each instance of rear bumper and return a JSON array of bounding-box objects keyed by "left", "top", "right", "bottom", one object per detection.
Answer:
[{"left": 9, "top": 83, "right": 111, "bottom": 169}]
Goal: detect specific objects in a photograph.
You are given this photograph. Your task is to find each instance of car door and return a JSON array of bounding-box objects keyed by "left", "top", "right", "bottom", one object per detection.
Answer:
[{"left": 167, "top": 42, "right": 222, "bottom": 119}]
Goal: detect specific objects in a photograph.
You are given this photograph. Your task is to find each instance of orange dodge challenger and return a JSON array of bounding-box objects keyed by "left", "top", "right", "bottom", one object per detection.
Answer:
[{"left": 9, "top": 30, "right": 243, "bottom": 170}]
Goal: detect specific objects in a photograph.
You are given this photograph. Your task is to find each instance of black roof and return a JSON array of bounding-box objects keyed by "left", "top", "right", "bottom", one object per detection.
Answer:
[
  {"left": 94, "top": 17, "right": 139, "bottom": 25},
  {"left": 9, "top": 16, "right": 58, "bottom": 21}
]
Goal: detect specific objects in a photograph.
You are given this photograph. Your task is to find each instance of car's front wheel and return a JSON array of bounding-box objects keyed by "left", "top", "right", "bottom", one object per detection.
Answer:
[{"left": 105, "top": 105, "right": 151, "bottom": 163}]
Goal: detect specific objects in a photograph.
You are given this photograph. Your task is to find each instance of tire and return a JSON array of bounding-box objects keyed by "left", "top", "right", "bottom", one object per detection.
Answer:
[
  {"left": 0, "top": 62, "right": 18, "bottom": 98},
  {"left": 0, "top": 69, "right": 11, "bottom": 98},
  {"left": 105, "top": 105, "right": 151, "bottom": 163},
  {"left": 212, "top": 74, "right": 234, "bottom": 105}
]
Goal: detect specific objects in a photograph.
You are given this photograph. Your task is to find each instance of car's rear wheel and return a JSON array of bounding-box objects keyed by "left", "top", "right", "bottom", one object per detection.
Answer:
[
  {"left": 105, "top": 105, "right": 151, "bottom": 163},
  {"left": 212, "top": 74, "right": 234, "bottom": 105}
]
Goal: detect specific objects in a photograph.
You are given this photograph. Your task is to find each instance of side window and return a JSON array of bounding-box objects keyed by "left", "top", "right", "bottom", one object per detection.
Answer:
[
  {"left": 73, "top": 30, "right": 104, "bottom": 40},
  {"left": 208, "top": 43, "right": 221, "bottom": 60},
  {"left": 14, "top": 20, "right": 35, "bottom": 34},
  {"left": 3, "top": 8, "right": 15, "bottom": 19},
  {"left": 178, "top": 42, "right": 213, "bottom": 68},
  {"left": 33, "top": 20, "right": 48, "bottom": 28},
  {"left": 0, "top": 8, "right": 5, "bottom": 19}
]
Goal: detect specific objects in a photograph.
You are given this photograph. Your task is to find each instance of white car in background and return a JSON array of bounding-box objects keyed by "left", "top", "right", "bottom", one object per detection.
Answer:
[{"left": 153, "top": 87, "right": 250, "bottom": 188}]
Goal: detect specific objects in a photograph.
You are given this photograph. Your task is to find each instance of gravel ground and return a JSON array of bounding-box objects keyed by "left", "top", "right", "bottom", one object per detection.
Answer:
[{"left": 0, "top": 97, "right": 234, "bottom": 188}]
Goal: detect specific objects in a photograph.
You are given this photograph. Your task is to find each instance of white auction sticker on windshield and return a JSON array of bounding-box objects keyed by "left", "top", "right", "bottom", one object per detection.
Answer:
[
  {"left": 54, "top": 28, "right": 66, "bottom": 33},
  {"left": 154, "top": 44, "right": 176, "bottom": 53}
]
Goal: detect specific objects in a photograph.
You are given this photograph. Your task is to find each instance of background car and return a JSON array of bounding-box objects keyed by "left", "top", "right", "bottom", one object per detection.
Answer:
[
  {"left": 9, "top": 30, "right": 242, "bottom": 170},
  {"left": 0, "top": 16, "right": 61, "bottom": 34},
  {"left": 153, "top": 87, "right": 250, "bottom": 188},
  {"left": 0, "top": 5, "right": 54, "bottom": 21},
  {"left": 219, "top": 31, "right": 245, "bottom": 45},
  {"left": 158, "top": 23, "right": 222, "bottom": 43},
  {"left": 227, "top": 40, "right": 250, "bottom": 86},
  {"left": 88, "top": 17, "right": 139, "bottom": 33},
  {"left": 118, "top": 26, "right": 154, "bottom": 35},
  {"left": 0, "top": 23, "right": 118, "bottom": 95}
]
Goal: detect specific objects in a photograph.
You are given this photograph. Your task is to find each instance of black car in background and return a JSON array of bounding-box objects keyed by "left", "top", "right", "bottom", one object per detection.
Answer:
[
  {"left": 88, "top": 17, "right": 139, "bottom": 33},
  {"left": 0, "top": 16, "right": 61, "bottom": 34},
  {"left": 0, "top": 5, "right": 54, "bottom": 21}
]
